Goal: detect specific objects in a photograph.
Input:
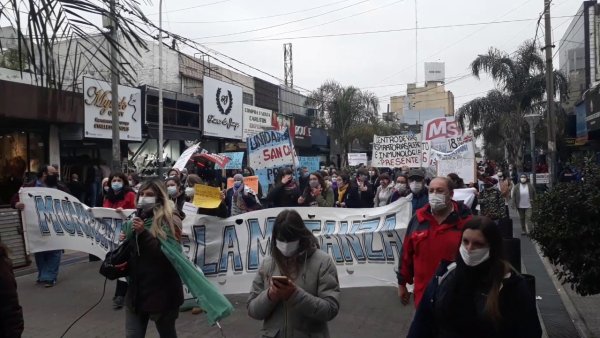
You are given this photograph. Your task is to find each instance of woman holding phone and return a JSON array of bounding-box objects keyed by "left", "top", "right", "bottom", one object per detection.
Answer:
[{"left": 247, "top": 209, "right": 340, "bottom": 337}]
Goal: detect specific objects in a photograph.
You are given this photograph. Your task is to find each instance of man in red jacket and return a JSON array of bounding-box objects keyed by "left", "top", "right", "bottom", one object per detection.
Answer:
[{"left": 397, "top": 177, "right": 472, "bottom": 307}]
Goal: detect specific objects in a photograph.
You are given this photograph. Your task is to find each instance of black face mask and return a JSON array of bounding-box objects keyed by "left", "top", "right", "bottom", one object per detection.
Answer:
[{"left": 45, "top": 174, "right": 58, "bottom": 187}]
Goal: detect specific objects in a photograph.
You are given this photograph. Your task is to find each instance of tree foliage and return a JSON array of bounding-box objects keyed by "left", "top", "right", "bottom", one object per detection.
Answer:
[
  {"left": 457, "top": 41, "right": 568, "bottom": 170},
  {"left": 307, "top": 80, "right": 379, "bottom": 167},
  {"left": 530, "top": 160, "right": 600, "bottom": 296},
  {"left": 0, "top": 0, "right": 151, "bottom": 90}
]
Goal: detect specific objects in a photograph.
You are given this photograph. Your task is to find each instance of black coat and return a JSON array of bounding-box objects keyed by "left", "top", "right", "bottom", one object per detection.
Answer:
[
  {"left": 346, "top": 180, "right": 374, "bottom": 208},
  {"left": 266, "top": 183, "right": 300, "bottom": 208},
  {"left": 126, "top": 229, "right": 184, "bottom": 314},
  {"left": 408, "top": 260, "right": 542, "bottom": 338},
  {"left": 0, "top": 244, "right": 24, "bottom": 338}
]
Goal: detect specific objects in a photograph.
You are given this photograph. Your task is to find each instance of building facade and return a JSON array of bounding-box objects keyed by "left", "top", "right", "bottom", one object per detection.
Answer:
[{"left": 389, "top": 81, "right": 454, "bottom": 122}]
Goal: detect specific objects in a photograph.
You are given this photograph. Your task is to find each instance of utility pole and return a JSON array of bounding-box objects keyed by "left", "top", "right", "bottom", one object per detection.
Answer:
[
  {"left": 414, "top": 0, "right": 418, "bottom": 84},
  {"left": 157, "top": 0, "right": 164, "bottom": 177},
  {"left": 109, "top": 0, "right": 121, "bottom": 172},
  {"left": 525, "top": 113, "right": 542, "bottom": 186},
  {"left": 543, "top": 0, "right": 556, "bottom": 188}
]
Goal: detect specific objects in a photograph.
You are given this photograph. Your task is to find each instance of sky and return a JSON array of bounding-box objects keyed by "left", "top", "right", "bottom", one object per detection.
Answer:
[{"left": 4, "top": 0, "right": 584, "bottom": 111}]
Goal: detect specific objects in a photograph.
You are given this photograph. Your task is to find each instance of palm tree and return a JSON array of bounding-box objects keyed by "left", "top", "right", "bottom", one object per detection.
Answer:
[
  {"left": 457, "top": 41, "right": 567, "bottom": 170},
  {"left": 307, "top": 80, "right": 379, "bottom": 167},
  {"left": 0, "top": 0, "right": 151, "bottom": 91}
]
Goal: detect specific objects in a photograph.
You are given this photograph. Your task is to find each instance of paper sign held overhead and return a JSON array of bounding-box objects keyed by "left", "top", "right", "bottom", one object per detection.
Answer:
[
  {"left": 193, "top": 184, "right": 223, "bottom": 209},
  {"left": 226, "top": 176, "right": 259, "bottom": 193}
]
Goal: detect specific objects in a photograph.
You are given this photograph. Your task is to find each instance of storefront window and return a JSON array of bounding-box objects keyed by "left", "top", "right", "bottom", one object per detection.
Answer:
[{"left": 0, "top": 131, "right": 46, "bottom": 205}]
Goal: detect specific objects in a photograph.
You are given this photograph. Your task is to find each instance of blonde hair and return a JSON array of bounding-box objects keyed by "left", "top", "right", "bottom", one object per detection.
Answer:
[{"left": 138, "top": 180, "right": 177, "bottom": 240}]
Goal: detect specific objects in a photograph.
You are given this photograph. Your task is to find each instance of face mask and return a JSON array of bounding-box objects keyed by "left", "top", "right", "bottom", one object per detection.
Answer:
[
  {"left": 137, "top": 196, "right": 156, "bottom": 210},
  {"left": 111, "top": 182, "right": 123, "bottom": 191},
  {"left": 167, "top": 186, "right": 178, "bottom": 197},
  {"left": 395, "top": 183, "right": 407, "bottom": 191},
  {"left": 103, "top": 186, "right": 110, "bottom": 193},
  {"left": 129, "top": 180, "right": 134, "bottom": 186},
  {"left": 233, "top": 181, "right": 242, "bottom": 188},
  {"left": 276, "top": 240, "right": 299, "bottom": 257},
  {"left": 309, "top": 180, "right": 320, "bottom": 189},
  {"left": 409, "top": 181, "right": 422, "bottom": 193},
  {"left": 185, "top": 187, "right": 195, "bottom": 197},
  {"left": 46, "top": 174, "right": 58, "bottom": 187},
  {"left": 460, "top": 244, "right": 490, "bottom": 267},
  {"left": 360, "top": 175, "right": 368, "bottom": 182},
  {"left": 520, "top": 178, "right": 527, "bottom": 183},
  {"left": 429, "top": 193, "right": 448, "bottom": 212},
  {"left": 368, "top": 171, "right": 374, "bottom": 176}
]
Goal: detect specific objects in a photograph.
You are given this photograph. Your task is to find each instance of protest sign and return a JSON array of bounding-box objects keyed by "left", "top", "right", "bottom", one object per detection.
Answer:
[
  {"left": 193, "top": 185, "right": 223, "bottom": 209},
  {"left": 20, "top": 187, "right": 412, "bottom": 294},
  {"left": 182, "top": 202, "right": 199, "bottom": 216},
  {"left": 226, "top": 176, "right": 260, "bottom": 193},
  {"left": 247, "top": 129, "right": 298, "bottom": 197},
  {"left": 298, "top": 156, "right": 320, "bottom": 174},
  {"left": 348, "top": 153, "right": 368, "bottom": 166},
  {"left": 437, "top": 158, "right": 476, "bottom": 184},
  {"left": 423, "top": 117, "right": 462, "bottom": 142},
  {"left": 372, "top": 134, "right": 422, "bottom": 168},
  {"left": 453, "top": 188, "right": 478, "bottom": 208},
  {"left": 214, "top": 152, "right": 244, "bottom": 170}
]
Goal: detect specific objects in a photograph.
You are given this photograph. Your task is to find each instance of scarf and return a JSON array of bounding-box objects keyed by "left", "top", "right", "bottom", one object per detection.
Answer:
[
  {"left": 124, "top": 218, "right": 233, "bottom": 325},
  {"left": 337, "top": 184, "right": 348, "bottom": 204}
]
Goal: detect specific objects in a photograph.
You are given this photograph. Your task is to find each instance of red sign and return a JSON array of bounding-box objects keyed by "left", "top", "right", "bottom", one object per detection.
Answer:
[{"left": 423, "top": 117, "right": 462, "bottom": 141}]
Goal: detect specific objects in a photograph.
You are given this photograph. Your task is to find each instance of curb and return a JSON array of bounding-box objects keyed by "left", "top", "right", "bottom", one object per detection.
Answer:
[
  {"left": 14, "top": 253, "right": 90, "bottom": 278},
  {"left": 531, "top": 241, "right": 592, "bottom": 338}
]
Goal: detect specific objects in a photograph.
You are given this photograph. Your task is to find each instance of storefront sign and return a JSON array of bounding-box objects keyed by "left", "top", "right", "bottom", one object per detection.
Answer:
[
  {"left": 203, "top": 77, "right": 243, "bottom": 140},
  {"left": 83, "top": 77, "right": 141, "bottom": 141},
  {"left": 242, "top": 104, "right": 272, "bottom": 139},
  {"left": 293, "top": 115, "right": 312, "bottom": 148},
  {"left": 372, "top": 134, "right": 422, "bottom": 168},
  {"left": 20, "top": 187, "right": 412, "bottom": 294}
]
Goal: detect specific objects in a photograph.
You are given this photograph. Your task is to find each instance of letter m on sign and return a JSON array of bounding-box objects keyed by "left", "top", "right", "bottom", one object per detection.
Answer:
[
  {"left": 34, "top": 196, "right": 62, "bottom": 236},
  {"left": 425, "top": 118, "right": 446, "bottom": 141}
]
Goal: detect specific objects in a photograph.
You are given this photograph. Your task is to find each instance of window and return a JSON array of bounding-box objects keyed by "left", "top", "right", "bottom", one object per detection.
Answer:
[
  {"left": 145, "top": 94, "right": 200, "bottom": 128},
  {"left": 243, "top": 92, "right": 254, "bottom": 105}
]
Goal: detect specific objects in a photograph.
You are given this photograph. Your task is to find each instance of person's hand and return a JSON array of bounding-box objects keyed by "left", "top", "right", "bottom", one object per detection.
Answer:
[
  {"left": 267, "top": 279, "right": 282, "bottom": 303},
  {"left": 398, "top": 285, "right": 410, "bottom": 305},
  {"left": 132, "top": 217, "right": 145, "bottom": 234},
  {"left": 298, "top": 196, "right": 305, "bottom": 204},
  {"left": 360, "top": 185, "right": 368, "bottom": 192},
  {"left": 281, "top": 175, "right": 292, "bottom": 185},
  {"left": 220, "top": 190, "right": 226, "bottom": 201},
  {"left": 116, "top": 207, "right": 124, "bottom": 213},
  {"left": 15, "top": 202, "right": 25, "bottom": 210},
  {"left": 311, "top": 186, "right": 322, "bottom": 197},
  {"left": 272, "top": 277, "right": 297, "bottom": 301},
  {"left": 119, "top": 232, "right": 126, "bottom": 241}
]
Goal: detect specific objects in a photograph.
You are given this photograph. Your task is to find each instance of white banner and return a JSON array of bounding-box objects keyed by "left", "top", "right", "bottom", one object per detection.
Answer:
[
  {"left": 20, "top": 187, "right": 412, "bottom": 294},
  {"left": 453, "top": 188, "right": 477, "bottom": 208},
  {"left": 242, "top": 104, "right": 273, "bottom": 140},
  {"left": 437, "top": 158, "right": 476, "bottom": 184},
  {"left": 348, "top": 153, "right": 368, "bottom": 166},
  {"left": 83, "top": 77, "right": 142, "bottom": 141},
  {"left": 203, "top": 77, "right": 243, "bottom": 140},
  {"left": 372, "top": 134, "right": 421, "bottom": 168},
  {"left": 172, "top": 143, "right": 200, "bottom": 171}
]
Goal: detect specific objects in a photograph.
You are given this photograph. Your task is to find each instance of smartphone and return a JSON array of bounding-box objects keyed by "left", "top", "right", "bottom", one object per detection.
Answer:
[{"left": 272, "top": 276, "right": 289, "bottom": 284}]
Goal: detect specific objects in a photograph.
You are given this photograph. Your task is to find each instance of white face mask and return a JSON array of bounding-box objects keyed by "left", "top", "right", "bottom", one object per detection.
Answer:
[
  {"left": 409, "top": 181, "right": 422, "bottom": 193},
  {"left": 395, "top": 183, "right": 407, "bottom": 191},
  {"left": 167, "top": 186, "right": 178, "bottom": 197},
  {"left": 520, "top": 178, "right": 527, "bottom": 183},
  {"left": 137, "top": 196, "right": 156, "bottom": 210},
  {"left": 459, "top": 244, "right": 490, "bottom": 267},
  {"left": 276, "top": 240, "right": 299, "bottom": 257},
  {"left": 185, "top": 187, "right": 195, "bottom": 197},
  {"left": 429, "top": 193, "right": 448, "bottom": 212}
]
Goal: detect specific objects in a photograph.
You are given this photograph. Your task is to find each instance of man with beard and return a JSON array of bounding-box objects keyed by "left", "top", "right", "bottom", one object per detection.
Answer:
[{"left": 11, "top": 164, "right": 70, "bottom": 287}]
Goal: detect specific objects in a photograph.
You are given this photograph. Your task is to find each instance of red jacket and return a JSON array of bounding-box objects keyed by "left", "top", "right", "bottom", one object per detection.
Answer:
[
  {"left": 398, "top": 200, "right": 472, "bottom": 307},
  {"left": 103, "top": 191, "right": 136, "bottom": 209}
]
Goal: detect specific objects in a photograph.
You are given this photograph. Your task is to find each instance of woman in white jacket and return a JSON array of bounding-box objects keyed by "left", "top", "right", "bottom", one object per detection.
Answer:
[{"left": 247, "top": 209, "right": 340, "bottom": 338}]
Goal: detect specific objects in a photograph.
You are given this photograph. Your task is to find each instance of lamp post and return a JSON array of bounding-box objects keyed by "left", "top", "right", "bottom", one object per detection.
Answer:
[{"left": 524, "top": 112, "right": 542, "bottom": 186}]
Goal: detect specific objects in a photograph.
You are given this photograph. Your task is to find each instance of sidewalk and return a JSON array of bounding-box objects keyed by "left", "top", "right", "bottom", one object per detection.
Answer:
[{"left": 510, "top": 208, "right": 600, "bottom": 338}]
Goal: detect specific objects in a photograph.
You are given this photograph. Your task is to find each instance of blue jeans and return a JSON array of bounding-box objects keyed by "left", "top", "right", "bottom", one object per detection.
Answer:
[
  {"left": 34, "top": 250, "right": 62, "bottom": 282},
  {"left": 125, "top": 307, "right": 178, "bottom": 338}
]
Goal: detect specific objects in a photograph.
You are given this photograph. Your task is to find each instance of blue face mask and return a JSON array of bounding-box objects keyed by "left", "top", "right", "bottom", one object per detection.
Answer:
[
  {"left": 234, "top": 181, "right": 242, "bottom": 188},
  {"left": 111, "top": 182, "right": 123, "bottom": 191}
]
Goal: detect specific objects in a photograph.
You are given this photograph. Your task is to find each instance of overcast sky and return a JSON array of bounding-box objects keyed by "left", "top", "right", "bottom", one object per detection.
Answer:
[{"left": 7, "top": 0, "right": 584, "bottom": 111}]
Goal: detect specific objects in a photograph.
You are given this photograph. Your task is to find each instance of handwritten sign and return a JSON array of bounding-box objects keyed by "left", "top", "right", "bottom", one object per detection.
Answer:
[
  {"left": 226, "top": 175, "right": 259, "bottom": 193},
  {"left": 214, "top": 152, "right": 244, "bottom": 170},
  {"left": 182, "top": 202, "right": 199, "bottom": 216},
  {"left": 347, "top": 153, "right": 368, "bottom": 166},
  {"left": 372, "top": 134, "right": 422, "bottom": 168},
  {"left": 436, "top": 158, "right": 476, "bottom": 184},
  {"left": 193, "top": 184, "right": 223, "bottom": 209},
  {"left": 298, "top": 156, "right": 320, "bottom": 174}
]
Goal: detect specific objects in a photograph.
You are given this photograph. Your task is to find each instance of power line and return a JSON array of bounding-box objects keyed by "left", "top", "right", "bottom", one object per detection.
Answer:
[
  {"left": 192, "top": 0, "right": 371, "bottom": 40},
  {"left": 199, "top": 15, "right": 577, "bottom": 44},
  {"left": 146, "top": 0, "right": 232, "bottom": 16},
  {"left": 165, "top": 0, "right": 354, "bottom": 24}
]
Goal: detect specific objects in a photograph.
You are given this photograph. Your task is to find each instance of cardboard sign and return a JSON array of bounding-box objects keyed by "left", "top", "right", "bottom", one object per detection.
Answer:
[
  {"left": 214, "top": 152, "right": 244, "bottom": 170},
  {"left": 182, "top": 202, "right": 199, "bottom": 216},
  {"left": 372, "top": 134, "right": 422, "bottom": 168},
  {"left": 348, "top": 153, "right": 368, "bottom": 166},
  {"left": 193, "top": 184, "right": 223, "bottom": 209},
  {"left": 226, "top": 176, "right": 259, "bottom": 193},
  {"left": 437, "top": 158, "right": 476, "bottom": 184}
]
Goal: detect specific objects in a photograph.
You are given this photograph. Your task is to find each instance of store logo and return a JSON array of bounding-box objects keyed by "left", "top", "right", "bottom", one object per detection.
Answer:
[{"left": 216, "top": 88, "right": 233, "bottom": 115}]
